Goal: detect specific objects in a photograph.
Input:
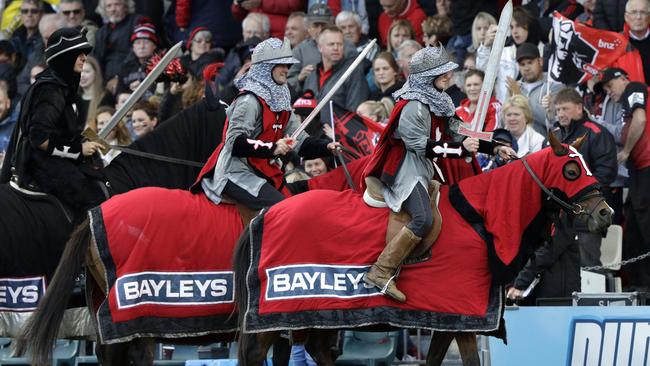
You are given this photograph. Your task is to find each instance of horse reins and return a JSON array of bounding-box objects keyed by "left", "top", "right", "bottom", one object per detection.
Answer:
[
  {"left": 108, "top": 144, "right": 205, "bottom": 167},
  {"left": 521, "top": 158, "right": 604, "bottom": 217}
]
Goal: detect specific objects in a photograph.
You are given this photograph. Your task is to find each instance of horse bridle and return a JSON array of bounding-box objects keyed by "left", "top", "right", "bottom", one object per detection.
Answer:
[{"left": 521, "top": 158, "right": 605, "bottom": 217}]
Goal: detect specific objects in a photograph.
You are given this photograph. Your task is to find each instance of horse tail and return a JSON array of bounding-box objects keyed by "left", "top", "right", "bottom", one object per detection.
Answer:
[
  {"left": 233, "top": 223, "right": 252, "bottom": 361},
  {"left": 16, "top": 218, "right": 91, "bottom": 366}
]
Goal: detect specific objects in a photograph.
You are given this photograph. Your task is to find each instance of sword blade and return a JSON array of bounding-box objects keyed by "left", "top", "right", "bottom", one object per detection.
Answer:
[
  {"left": 460, "top": 0, "right": 513, "bottom": 141},
  {"left": 99, "top": 41, "right": 183, "bottom": 139}
]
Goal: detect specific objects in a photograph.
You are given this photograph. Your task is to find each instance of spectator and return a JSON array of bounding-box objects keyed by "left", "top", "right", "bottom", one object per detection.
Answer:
[
  {"left": 288, "top": 3, "right": 357, "bottom": 95},
  {"left": 576, "top": 0, "right": 597, "bottom": 25},
  {"left": 131, "top": 100, "right": 159, "bottom": 138},
  {"left": 455, "top": 69, "right": 500, "bottom": 132},
  {"left": 377, "top": 0, "right": 427, "bottom": 47},
  {"left": 593, "top": 0, "right": 626, "bottom": 32},
  {"left": 231, "top": 0, "right": 304, "bottom": 39},
  {"left": 285, "top": 12, "right": 308, "bottom": 48},
  {"left": 469, "top": 11, "right": 496, "bottom": 53},
  {"left": 58, "top": 0, "right": 98, "bottom": 46},
  {"left": 217, "top": 36, "right": 261, "bottom": 103},
  {"left": 0, "top": 41, "right": 19, "bottom": 99},
  {"left": 356, "top": 99, "right": 392, "bottom": 124},
  {"left": 502, "top": 95, "right": 545, "bottom": 157},
  {"left": 242, "top": 12, "right": 271, "bottom": 41},
  {"left": 216, "top": 13, "right": 270, "bottom": 90},
  {"left": 93, "top": 0, "right": 142, "bottom": 87},
  {"left": 323, "top": 0, "right": 370, "bottom": 34},
  {"left": 0, "top": 87, "right": 20, "bottom": 158},
  {"left": 421, "top": 14, "right": 453, "bottom": 47},
  {"left": 436, "top": 0, "right": 451, "bottom": 16},
  {"left": 477, "top": 7, "right": 544, "bottom": 103},
  {"left": 598, "top": 67, "right": 650, "bottom": 287},
  {"left": 10, "top": 0, "right": 43, "bottom": 67},
  {"left": 79, "top": 55, "right": 114, "bottom": 127},
  {"left": 87, "top": 105, "right": 131, "bottom": 165},
  {"left": 302, "top": 26, "right": 369, "bottom": 124},
  {"left": 386, "top": 19, "right": 415, "bottom": 58},
  {"left": 180, "top": 27, "right": 223, "bottom": 78},
  {"left": 370, "top": 51, "right": 403, "bottom": 102},
  {"left": 462, "top": 52, "right": 476, "bottom": 70},
  {"left": 116, "top": 22, "right": 159, "bottom": 95},
  {"left": 303, "top": 157, "right": 330, "bottom": 176},
  {"left": 550, "top": 87, "right": 617, "bottom": 267},
  {"left": 335, "top": 11, "right": 379, "bottom": 64},
  {"left": 508, "top": 43, "right": 564, "bottom": 135},
  {"left": 395, "top": 39, "right": 422, "bottom": 77},
  {"left": 623, "top": 0, "right": 650, "bottom": 84},
  {"left": 449, "top": 0, "right": 498, "bottom": 65},
  {"left": 165, "top": 0, "right": 241, "bottom": 51}
]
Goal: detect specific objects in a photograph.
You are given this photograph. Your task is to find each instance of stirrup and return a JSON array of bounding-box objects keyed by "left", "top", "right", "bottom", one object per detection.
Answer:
[
  {"left": 363, "top": 177, "right": 388, "bottom": 208},
  {"left": 363, "top": 189, "right": 388, "bottom": 208}
]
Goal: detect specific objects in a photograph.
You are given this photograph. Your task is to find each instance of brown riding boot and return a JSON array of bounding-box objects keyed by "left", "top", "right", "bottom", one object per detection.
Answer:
[{"left": 364, "top": 227, "right": 421, "bottom": 302}]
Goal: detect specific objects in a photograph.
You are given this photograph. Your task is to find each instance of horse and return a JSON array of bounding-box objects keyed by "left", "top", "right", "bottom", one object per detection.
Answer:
[
  {"left": 230, "top": 137, "right": 613, "bottom": 365},
  {"left": 14, "top": 152, "right": 370, "bottom": 366},
  {"left": 0, "top": 98, "right": 225, "bottom": 365}
]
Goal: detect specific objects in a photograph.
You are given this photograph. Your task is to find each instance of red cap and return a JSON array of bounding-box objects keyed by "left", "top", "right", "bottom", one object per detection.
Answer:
[
  {"left": 186, "top": 26, "right": 211, "bottom": 49},
  {"left": 130, "top": 22, "right": 159, "bottom": 45}
]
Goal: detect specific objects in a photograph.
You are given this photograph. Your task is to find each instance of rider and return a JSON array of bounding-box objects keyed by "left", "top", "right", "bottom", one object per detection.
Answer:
[
  {"left": 193, "top": 37, "right": 339, "bottom": 210},
  {"left": 362, "top": 45, "right": 516, "bottom": 302},
  {"left": 0, "top": 27, "right": 105, "bottom": 221}
]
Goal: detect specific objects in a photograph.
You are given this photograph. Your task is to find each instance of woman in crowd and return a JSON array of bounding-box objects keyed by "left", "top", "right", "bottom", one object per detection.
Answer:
[
  {"left": 87, "top": 105, "right": 131, "bottom": 165},
  {"left": 181, "top": 27, "right": 213, "bottom": 71},
  {"left": 469, "top": 12, "right": 497, "bottom": 53},
  {"left": 455, "top": 69, "right": 501, "bottom": 132},
  {"left": 78, "top": 55, "right": 113, "bottom": 127},
  {"left": 503, "top": 94, "right": 545, "bottom": 157},
  {"left": 386, "top": 20, "right": 416, "bottom": 59},
  {"left": 131, "top": 100, "right": 158, "bottom": 139},
  {"left": 356, "top": 99, "right": 392, "bottom": 125},
  {"left": 369, "top": 52, "right": 403, "bottom": 102},
  {"left": 476, "top": 7, "right": 544, "bottom": 102}
]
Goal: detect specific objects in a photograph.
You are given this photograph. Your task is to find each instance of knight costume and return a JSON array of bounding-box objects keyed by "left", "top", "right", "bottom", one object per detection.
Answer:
[
  {"left": 362, "top": 45, "right": 500, "bottom": 302},
  {"left": 0, "top": 28, "right": 105, "bottom": 220},
  {"left": 194, "top": 38, "right": 334, "bottom": 210}
]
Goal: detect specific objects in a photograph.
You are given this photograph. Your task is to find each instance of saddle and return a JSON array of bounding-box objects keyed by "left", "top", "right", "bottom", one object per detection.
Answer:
[{"left": 365, "top": 177, "right": 443, "bottom": 262}]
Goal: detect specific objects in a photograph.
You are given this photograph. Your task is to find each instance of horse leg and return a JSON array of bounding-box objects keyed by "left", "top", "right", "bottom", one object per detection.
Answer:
[
  {"left": 238, "top": 331, "right": 279, "bottom": 365},
  {"left": 272, "top": 336, "right": 291, "bottom": 366},
  {"left": 425, "top": 331, "right": 455, "bottom": 366},
  {"left": 304, "top": 329, "right": 339, "bottom": 366},
  {"left": 127, "top": 337, "right": 155, "bottom": 366},
  {"left": 95, "top": 342, "right": 130, "bottom": 366},
  {"left": 455, "top": 332, "right": 480, "bottom": 366}
]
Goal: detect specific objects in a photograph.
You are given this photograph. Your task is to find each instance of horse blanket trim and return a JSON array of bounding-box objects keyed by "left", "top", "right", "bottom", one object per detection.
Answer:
[
  {"left": 243, "top": 211, "right": 503, "bottom": 334},
  {"left": 89, "top": 201, "right": 238, "bottom": 345}
]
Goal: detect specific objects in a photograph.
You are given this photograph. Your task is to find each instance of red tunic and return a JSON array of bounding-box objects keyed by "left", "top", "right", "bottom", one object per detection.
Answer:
[{"left": 192, "top": 94, "right": 290, "bottom": 191}]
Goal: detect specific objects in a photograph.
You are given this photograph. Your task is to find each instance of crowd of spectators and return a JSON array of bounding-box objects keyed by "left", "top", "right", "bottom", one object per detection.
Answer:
[{"left": 0, "top": 0, "right": 649, "bottom": 339}]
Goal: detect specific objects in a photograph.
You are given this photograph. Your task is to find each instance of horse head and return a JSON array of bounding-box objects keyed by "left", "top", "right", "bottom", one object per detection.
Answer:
[{"left": 528, "top": 133, "right": 613, "bottom": 235}]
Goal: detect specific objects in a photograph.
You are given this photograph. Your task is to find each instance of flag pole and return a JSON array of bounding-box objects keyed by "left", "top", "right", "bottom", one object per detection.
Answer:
[{"left": 329, "top": 101, "right": 338, "bottom": 168}]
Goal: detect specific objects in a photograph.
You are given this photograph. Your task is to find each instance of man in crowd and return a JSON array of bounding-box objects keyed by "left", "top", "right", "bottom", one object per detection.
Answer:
[
  {"left": 599, "top": 67, "right": 650, "bottom": 288},
  {"left": 550, "top": 87, "right": 617, "bottom": 267},
  {"left": 335, "top": 10, "right": 379, "bottom": 68},
  {"left": 302, "top": 26, "right": 369, "bottom": 125},
  {"left": 288, "top": 3, "right": 357, "bottom": 94},
  {"left": 284, "top": 11, "right": 308, "bottom": 48},
  {"left": 507, "top": 43, "right": 564, "bottom": 135},
  {"left": 0, "top": 87, "right": 19, "bottom": 163},
  {"left": 117, "top": 22, "right": 159, "bottom": 94},
  {"left": 396, "top": 39, "right": 422, "bottom": 77},
  {"left": 58, "top": 0, "right": 98, "bottom": 46},
  {"left": 93, "top": 0, "right": 142, "bottom": 88}
]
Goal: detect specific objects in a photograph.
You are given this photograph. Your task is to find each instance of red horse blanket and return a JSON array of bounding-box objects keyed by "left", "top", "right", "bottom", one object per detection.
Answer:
[
  {"left": 243, "top": 188, "right": 502, "bottom": 333},
  {"left": 89, "top": 187, "right": 243, "bottom": 343}
]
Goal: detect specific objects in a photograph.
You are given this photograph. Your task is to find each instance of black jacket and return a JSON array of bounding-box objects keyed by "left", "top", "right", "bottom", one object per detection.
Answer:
[
  {"left": 0, "top": 69, "right": 83, "bottom": 189},
  {"left": 551, "top": 115, "right": 618, "bottom": 186},
  {"left": 513, "top": 214, "right": 581, "bottom": 302},
  {"left": 593, "top": 0, "right": 626, "bottom": 32},
  {"left": 93, "top": 14, "right": 142, "bottom": 80}
]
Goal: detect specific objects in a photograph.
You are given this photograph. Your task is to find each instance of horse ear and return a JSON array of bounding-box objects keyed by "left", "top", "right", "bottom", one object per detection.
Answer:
[
  {"left": 547, "top": 132, "right": 567, "bottom": 155},
  {"left": 571, "top": 134, "right": 587, "bottom": 150}
]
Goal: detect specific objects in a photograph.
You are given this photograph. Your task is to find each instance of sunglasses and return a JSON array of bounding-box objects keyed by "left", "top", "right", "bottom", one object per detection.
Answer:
[
  {"left": 20, "top": 8, "right": 40, "bottom": 15},
  {"left": 62, "top": 9, "right": 83, "bottom": 16}
]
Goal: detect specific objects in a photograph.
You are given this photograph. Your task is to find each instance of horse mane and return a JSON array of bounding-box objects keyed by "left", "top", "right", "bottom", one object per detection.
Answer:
[{"left": 103, "top": 99, "right": 226, "bottom": 194}]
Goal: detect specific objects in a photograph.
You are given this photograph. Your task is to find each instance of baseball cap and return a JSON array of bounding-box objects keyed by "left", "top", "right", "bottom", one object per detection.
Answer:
[
  {"left": 307, "top": 3, "right": 332, "bottom": 25},
  {"left": 516, "top": 42, "right": 540, "bottom": 62},
  {"left": 594, "top": 67, "right": 628, "bottom": 94}
]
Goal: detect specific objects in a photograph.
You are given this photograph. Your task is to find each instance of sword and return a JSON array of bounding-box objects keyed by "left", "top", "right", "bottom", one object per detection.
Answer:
[
  {"left": 98, "top": 41, "right": 184, "bottom": 139},
  {"left": 289, "top": 39, "right": 377, "bottom": 140},
  {"left": 457, "top": 0, "right": 513, "bottom": 142}
]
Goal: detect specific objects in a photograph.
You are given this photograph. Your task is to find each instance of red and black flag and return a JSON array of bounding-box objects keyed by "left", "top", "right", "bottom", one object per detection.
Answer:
[
  {"left": 548, "top": 12, "right": 628, "bottom": 84},
  {"left": 330, "top": 103, "right": 384, "bottom": 158}
]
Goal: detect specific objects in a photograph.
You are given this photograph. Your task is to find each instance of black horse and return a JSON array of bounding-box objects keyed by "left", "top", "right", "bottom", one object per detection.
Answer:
[{"left": 0, "top": 98, "right": 225, "bottom": 308}]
